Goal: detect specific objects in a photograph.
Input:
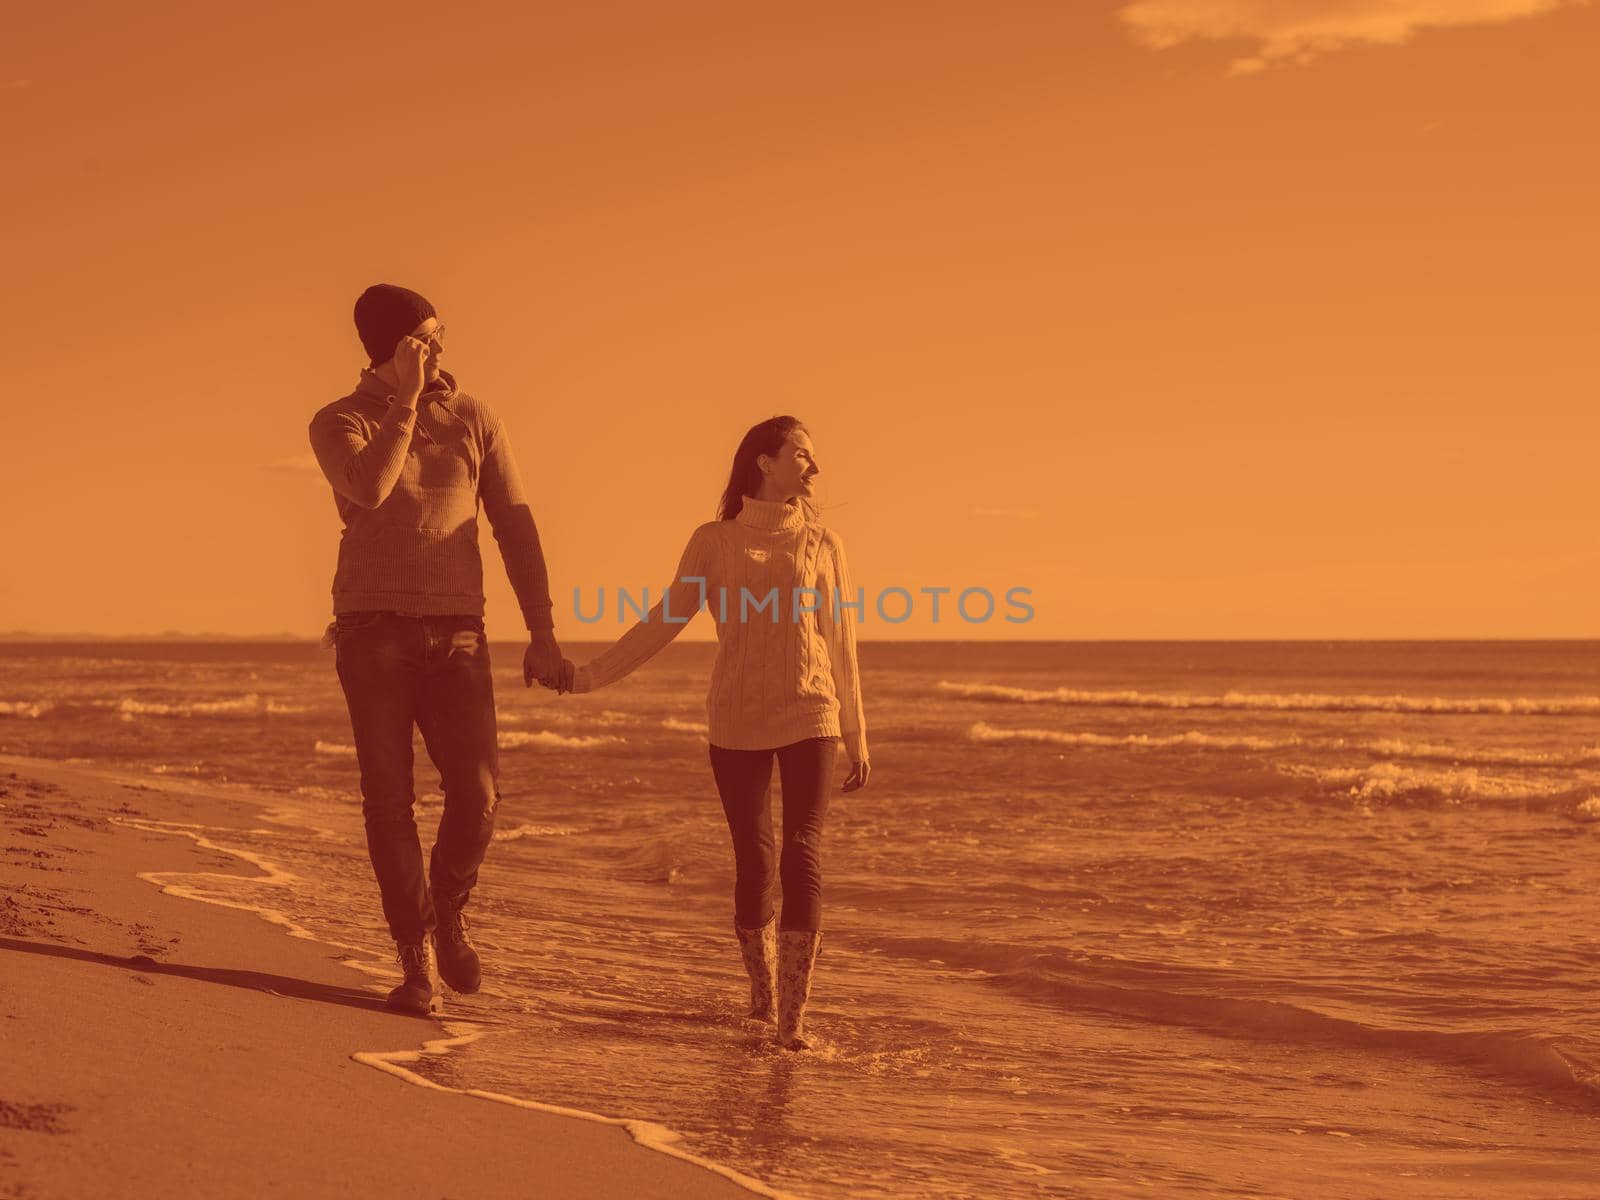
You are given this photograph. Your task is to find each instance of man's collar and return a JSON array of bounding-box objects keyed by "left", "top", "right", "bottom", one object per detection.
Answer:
[{"left": 354, "top": 367, "right": 459, "bottom": 405}]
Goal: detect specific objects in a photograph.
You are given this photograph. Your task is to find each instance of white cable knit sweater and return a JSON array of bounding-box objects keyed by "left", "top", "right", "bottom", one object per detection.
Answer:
[{"left": 571, "top": 496, "right": 868, "bottom": 763}]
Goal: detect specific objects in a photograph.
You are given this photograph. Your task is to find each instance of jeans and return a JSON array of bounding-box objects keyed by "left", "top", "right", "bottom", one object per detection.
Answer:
[
  {"left": 708, "top": 737, "right": 837, "bottom": 933},
  {"left": 333, "top": 611, "right": 500, "bottom": 944}
]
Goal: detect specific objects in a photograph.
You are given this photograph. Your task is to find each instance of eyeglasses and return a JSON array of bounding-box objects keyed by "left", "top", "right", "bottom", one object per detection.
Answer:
[{"left": 410, "top": 324, "right": 446, "bottom": 348}]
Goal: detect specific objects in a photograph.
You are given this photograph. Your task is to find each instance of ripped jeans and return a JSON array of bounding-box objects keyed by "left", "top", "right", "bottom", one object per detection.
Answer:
[
  {"left": 333, "top": 611, "right": 500, "bottom": 944},
  {"left": 709, "top": 737, "right": 837, "bottom": 932}
]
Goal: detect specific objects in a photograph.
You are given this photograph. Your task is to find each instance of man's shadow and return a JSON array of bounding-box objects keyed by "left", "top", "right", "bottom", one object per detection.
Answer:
[{"left": 0, "top": 936, "right": 405, "bottom": 1016}]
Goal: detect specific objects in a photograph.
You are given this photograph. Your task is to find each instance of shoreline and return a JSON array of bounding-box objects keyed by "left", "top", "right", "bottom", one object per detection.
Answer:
[{"left": 0, "top": 753, "right": 778, "bottom": 1200}]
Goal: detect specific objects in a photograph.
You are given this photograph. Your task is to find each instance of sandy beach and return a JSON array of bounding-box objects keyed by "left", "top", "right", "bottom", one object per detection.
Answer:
[{"left": 0, "top": 755, "right": 765, "bottom": 1200}]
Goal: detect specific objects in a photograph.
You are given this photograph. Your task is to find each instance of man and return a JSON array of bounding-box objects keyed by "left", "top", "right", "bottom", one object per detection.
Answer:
[{"left": 309, "top": 283, "right": 565, "bottom": 1015}]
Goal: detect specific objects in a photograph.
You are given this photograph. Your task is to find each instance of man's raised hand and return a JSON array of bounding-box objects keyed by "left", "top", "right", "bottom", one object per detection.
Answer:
[{"left": 392, "top": 335, "right": 429, "bottom": 402}]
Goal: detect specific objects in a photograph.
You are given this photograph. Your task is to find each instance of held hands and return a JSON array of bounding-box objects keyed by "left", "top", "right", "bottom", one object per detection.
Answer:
[
  {"left": 522, "top": 630, "right": 571, "bottom": 694},
  {"left": 842, "top": 758, "right": 871, "bottom": 793}
]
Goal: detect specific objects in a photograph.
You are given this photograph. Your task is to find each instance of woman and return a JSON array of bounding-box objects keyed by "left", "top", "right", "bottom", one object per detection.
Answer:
[{"left": 562, "top": 416, "right": 870, "bottom": 1050}]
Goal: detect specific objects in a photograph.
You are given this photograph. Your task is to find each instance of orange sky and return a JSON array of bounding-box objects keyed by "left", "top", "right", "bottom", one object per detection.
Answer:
[{"left": 3, "top": 1, "right": 1596, "bottom": 639}]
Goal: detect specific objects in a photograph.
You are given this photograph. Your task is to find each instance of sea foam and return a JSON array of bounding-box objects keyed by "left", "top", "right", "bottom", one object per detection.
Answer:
[
  {"left": 662, "top": 718, "right": 710, "bottom": 735},
  {"left": 968, "top": 722, "right": 1291, "bottom": 751},
  {"left": 498, "top": 729, "right": 624, "bottom": 750},
  {"left": 1277, "top": 761, "right": 1584, "bottom": 804},
  {"left": 492, "top": 822, "right": 579, "bottom": 842},
  {"left": 967, "top": 723, "right": 1600, "bottom": 771},
  {"left": 1365, "top": 738, "right": 1600, "bottom": 769},
  {"left": 0, "top": 699, "right": 53, "bottom": 719},
  {"left": 938, "top": 680, "right": 1600, "bottom": 716},
  {"left": 114, "top": 693, "right": 310, "bottom": 719}
]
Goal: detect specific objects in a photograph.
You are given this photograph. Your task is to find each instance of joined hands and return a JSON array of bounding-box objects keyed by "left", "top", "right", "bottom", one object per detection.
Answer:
[
  {"left": 522, "top": 634, "right": 867, "bottom": 791},
  {"left": 522, "top": 631, "right": 575, "bottom": 694}
]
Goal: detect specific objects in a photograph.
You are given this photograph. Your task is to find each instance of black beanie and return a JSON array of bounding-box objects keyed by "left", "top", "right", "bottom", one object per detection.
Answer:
[{"left": 353, "top": 284, "right": 436, "bottom": 365}]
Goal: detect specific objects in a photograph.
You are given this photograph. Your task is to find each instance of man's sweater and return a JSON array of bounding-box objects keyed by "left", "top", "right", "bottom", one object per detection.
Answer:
[
  {"left": 308, "top": 369, "right": 554, "bottom": 630},
  {"left": 572, "top": 495, "right": 868, "bottom": 763}
]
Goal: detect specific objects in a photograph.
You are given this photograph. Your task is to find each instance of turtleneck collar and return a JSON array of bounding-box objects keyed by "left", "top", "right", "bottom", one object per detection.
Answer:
[
  {"left": 351, "top": 368, "right": 461, "bottom": 445},
  {"left": 736, "top": 495, "right": 807, "bottom": 532},
  {"left": 355, "top": 367, "right": 458, "bottom": 405}
]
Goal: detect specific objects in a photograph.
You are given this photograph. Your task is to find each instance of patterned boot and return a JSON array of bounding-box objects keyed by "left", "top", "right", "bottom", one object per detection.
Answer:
[
  {"left": 776, "top": 929, "right": 823, "bottom": 1050},
  {"left": 735, "top": 918, "right": 778, "bottom": 1022}
]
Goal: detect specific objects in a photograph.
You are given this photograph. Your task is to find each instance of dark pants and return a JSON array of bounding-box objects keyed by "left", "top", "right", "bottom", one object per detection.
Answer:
[
  {"left": 333, "top": 611, "right": 500, "bottom": 944},
  {"left": 709, "top": 737, "right": 837, "bottom": 933}
]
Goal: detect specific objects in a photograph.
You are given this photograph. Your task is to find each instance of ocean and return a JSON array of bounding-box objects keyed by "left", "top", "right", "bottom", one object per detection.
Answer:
[{"left": 3, "top": 640, "right": 1598, "bottom": 1199}]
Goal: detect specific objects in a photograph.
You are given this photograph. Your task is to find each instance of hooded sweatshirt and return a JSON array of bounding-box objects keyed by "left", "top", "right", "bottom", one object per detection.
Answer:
[{"left": 308, "top": 369, "right": 554, "bottom": 630}]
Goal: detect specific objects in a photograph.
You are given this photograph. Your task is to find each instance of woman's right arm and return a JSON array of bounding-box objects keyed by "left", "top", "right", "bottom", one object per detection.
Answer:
[{"left": 571, "top": 524, "right": 715, "bottom": 693}]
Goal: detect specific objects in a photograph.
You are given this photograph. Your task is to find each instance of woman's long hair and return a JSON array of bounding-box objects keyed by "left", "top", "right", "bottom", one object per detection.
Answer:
[{"left": 716, "top": 415, "right": 819, "bottom": 522}]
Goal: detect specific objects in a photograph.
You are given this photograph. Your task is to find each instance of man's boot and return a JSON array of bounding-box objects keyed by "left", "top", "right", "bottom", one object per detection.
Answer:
[
  {"left": 388, "top": 940, "right": 442, "bottom": 1015},
  {"left": 776, "top": 930, "right": 822, "bottom": 1049},
  {"left": 735, "top": 917, "right": 778, "bottom": 1022},
  {"left": 433, "top": 893, "right": 482, "bottom": 994}
]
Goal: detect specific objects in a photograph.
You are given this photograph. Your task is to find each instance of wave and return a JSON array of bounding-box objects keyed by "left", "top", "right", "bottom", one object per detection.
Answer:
[
  {"left": 492, "top": 822, "right": 580, "bottom": 842},
  {"left": 601, "top": 839, "right": 694, "bottom": 886},
  {"left": 968, "top": 722, "right": 1293, "bottom": 751},
  {"left": 876, "top": 936, "right": 1599, "bottom": 1104},
  {"left": 291, "top": 784, "right": 349, "bottom": 801},
  {"left": 963, "top": 721, "right": 1597, "bottom": 808},
  {"left": 0, "top": 699, "right": 53, "bottom": 718},
  {"left": 967, "top": 723, "right": 1600, "bottom": 771},
  {"left": 500, "top": 708, "right": 637, "bottom": 728},
  {"left": 119, "top": 694, "right": 251, "bottom": 717},
  {"left": 498, "top": 730, "right": 625, "bottom": 750},
  {"left": 1045, "top": 973, "right": 1600, "bottom": 1102},
  {"left": 3, "top": 695, "right": 310, "bottom": 720},
  {"left": 114, "top": 693, "right": 310, "bottom": 719},
  {"left": 662, "top": 718, "right": 710, "bottom": 735},
  {"left": 317, "top": 728, "right": 624, "bottom": 756},
  {"left": 1364, "top": 738, "right": 1600, "bottom": 769},
  {"left": 938, "top": 680, "right": 1600, "bottom": 716},
  {"left": 1277, "top": 762, "right": 1587, "bottom": 805}
]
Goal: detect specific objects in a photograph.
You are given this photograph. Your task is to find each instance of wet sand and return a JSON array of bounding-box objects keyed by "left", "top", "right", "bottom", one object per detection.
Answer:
[{"left": 0, "top": 756, "right": 766, "bottom": 1200}]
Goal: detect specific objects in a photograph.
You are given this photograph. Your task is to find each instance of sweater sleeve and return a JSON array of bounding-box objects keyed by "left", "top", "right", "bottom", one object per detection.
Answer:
[
  {"left": 572, "top": 525, "right": 712, "bottom": 693},
  {"left": 821, "top": 530, "right": 868, "bottom": 764},
  {"left": 308, "top": 403, "right": 417, "bottom": 510},
  {"left": 477, "top": 405, "right": 555, "bottom": 632}
]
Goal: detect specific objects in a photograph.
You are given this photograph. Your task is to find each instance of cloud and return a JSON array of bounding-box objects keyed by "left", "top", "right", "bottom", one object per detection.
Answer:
[
  {"left": 262, "top": 453, "right": 321, "bottom": 475},
  {"left": 1117, "top": 0, "right": 1588, "bottom": 72}
]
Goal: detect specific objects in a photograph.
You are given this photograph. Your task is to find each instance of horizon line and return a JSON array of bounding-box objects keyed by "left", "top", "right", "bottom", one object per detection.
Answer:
[{"left": 2, "top": 632, "right": 1598, "bottom": 645}]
